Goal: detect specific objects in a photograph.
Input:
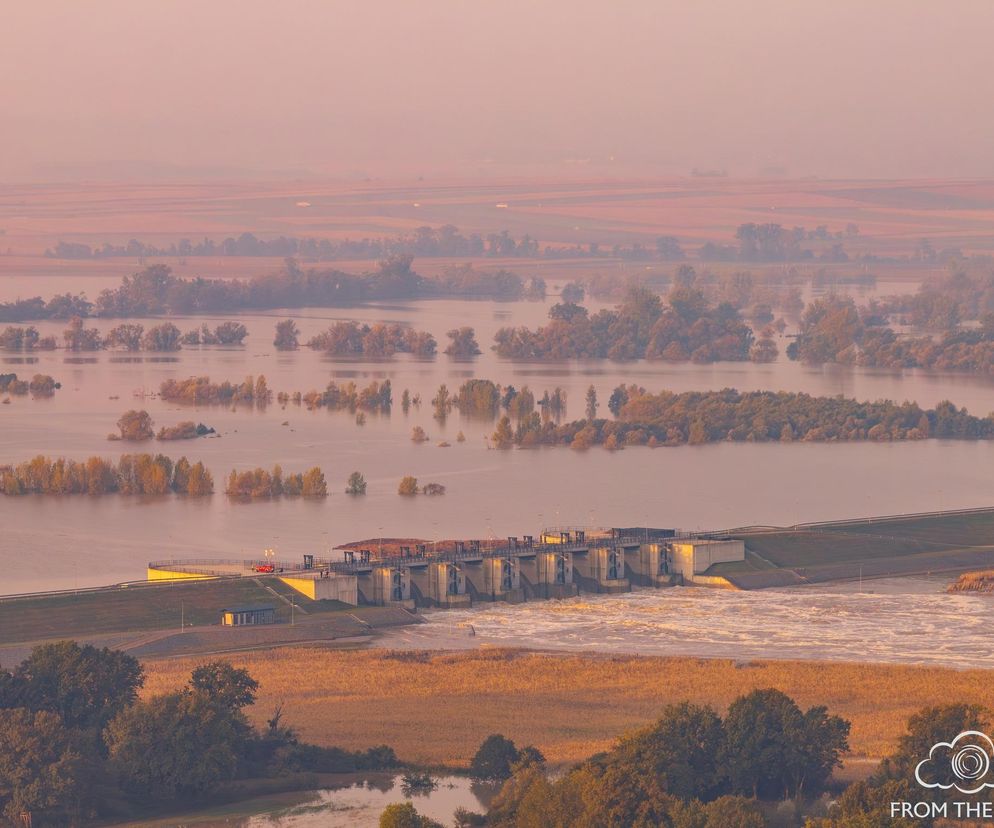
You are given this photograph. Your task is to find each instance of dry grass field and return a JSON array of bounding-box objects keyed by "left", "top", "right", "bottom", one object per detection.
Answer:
[{"left": 142, "top": 647, "right": 994, "bottom": 769}]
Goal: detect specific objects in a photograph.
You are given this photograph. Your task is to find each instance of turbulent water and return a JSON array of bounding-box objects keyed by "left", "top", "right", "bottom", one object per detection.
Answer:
[
  {"left": 378, "top": 578, "right": 994, "bottom": 669},
  {"left": 2, "top": 282, "right": 994, "bottom": 594}
]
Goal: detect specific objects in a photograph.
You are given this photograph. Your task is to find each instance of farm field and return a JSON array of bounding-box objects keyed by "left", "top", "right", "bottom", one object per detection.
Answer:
[
  {"left": 142, "top": 647, "right": 994, "bottom": 768},
  {"left": 3, "top": 178, "right": 994, "bottom": 280}
]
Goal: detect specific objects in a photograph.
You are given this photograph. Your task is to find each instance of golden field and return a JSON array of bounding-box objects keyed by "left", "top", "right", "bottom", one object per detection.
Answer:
[{"left": 142, "top": 648, "right": 994, "bottom": 769}]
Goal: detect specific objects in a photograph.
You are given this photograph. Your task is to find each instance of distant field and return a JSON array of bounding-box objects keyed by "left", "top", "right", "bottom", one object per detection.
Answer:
[
  {"left": 0, "top": 577, "right": 348, "bottom": 644},
  {"left": 3, "top": 178, "right": 994, "bottom": 276},
  {"left": 143, "top": 648, "right": 994, "bottom": 767}
]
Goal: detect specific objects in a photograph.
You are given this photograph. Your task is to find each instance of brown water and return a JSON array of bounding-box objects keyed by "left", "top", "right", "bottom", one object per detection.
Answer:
[{"left": 2, "top": 289, "right": 994, "bottom": 595}]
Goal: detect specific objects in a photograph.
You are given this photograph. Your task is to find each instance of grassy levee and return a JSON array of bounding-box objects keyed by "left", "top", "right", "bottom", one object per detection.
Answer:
[
  {"left": 0, "top": 578, "right": 349, "bottom": 644},
  {"left": 740, "top": 508, "right": 994, "bottom": 569},
  {"left": 143, "top": 648, "right": 994, "bottom": 768}
]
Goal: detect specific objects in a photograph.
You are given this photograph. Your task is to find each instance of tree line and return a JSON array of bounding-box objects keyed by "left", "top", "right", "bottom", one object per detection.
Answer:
[
  {"left": 790, "top": 293, "right": 994, "bottom": 375},
  {"left": 43, "top": 222, "right": 868, "bottom": 266},
  {"left": 490, "top": 387, "right": 994, "bottom": 449},
  {"left": 159, "top": 375, "right": 271, "bottom": 406},
  {"left": 428, "top": 693, "right": 982, "bottom": 827},
  {"left": 0, "top": 454, "right": 213, "bottom": 496},
  {"left": 0, "top": 643, "right": 397, "bottom": 825},
  {"left": 493, "top": 285, "right": 762, "bottom": 363},
  {"left": 2, "top": 320, "right": 249, "bottom": 352},
  {"left": 0, "top": 258, "right": 546, "bottom": 323}
]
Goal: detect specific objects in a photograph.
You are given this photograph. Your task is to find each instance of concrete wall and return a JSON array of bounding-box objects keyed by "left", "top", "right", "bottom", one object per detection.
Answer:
[
  {"left": 147, "top": 567, "right": 216, "bottom": 582},
  {"left": 279, "top": 574, "right": 358, "bottom": 605},
  {"left": 669, "top": 539, "right": 745, "bottom": 582}
]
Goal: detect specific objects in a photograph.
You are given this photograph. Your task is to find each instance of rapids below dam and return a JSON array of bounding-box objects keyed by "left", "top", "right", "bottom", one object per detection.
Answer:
[{"left": 377, "top": 576, "right": 994, "bottom": 669}]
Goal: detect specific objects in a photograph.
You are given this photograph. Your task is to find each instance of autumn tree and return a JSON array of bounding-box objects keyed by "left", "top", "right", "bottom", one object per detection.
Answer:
[
  {"left": 105, "top": 323, "right": 144, "bottom": 351},
  {"left": 141, "top": 322, "right": 182, "bottom": 352},
  {"left": 115, "top": 409, "right": 154, "bottom": 441},
  {"left": 443, "top": 327, "right": 481, "bottom": 357},
  {"left": 585, "top": 385, "right": 598, "bottom": 420},
  {"left": 0, "top": 708, "right": 85, "bottom": 824},
  {"left": 273, "top": 319, "right": 300, "bottom": 350},
  {"left": 398, "top": 476, "right": 418, "bottom": 496}
]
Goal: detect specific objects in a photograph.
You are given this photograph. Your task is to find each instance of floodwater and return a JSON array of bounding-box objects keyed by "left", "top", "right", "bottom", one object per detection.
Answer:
[
  {"left": 3, "top": 284, "right": 994, "bottom": 595},
  {"left": 162, "top": 773, "right": 493, "bottom": 828},
  {"left": 378, "top": 577, "right": 994, "bottom": 669}
]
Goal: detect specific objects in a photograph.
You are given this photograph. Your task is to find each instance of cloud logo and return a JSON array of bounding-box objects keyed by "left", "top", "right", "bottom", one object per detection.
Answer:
[{"left": 916, "top": 731, "right": 994, "bottom": 794}]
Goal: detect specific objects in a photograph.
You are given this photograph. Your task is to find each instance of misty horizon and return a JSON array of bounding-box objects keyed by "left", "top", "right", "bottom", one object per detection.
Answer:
[{"left": 4, "top": 0, "right": 994, "bottom": 182}]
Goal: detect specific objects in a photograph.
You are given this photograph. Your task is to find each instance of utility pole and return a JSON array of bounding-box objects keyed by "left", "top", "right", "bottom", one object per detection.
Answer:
[{"left": 181, "top": 600, "right": 184, "bottom": 632}]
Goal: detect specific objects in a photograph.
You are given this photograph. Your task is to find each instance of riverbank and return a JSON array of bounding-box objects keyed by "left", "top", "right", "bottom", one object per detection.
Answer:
[{"left": 143, "top": 647, "right": 994, "bottom": 767}]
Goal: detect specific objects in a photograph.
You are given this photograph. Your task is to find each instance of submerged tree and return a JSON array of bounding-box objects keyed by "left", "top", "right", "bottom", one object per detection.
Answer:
[
  {"left": 273, "top": 319, "right": 300, "bottom": 351},
  {"left": 345, "top": 471, "right": 367, "bottom": 495}
]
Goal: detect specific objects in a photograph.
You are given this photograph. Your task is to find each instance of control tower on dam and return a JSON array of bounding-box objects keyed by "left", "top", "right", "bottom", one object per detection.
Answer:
[{"left": 148, "top": 527, "right": 746, "bottom": 610}]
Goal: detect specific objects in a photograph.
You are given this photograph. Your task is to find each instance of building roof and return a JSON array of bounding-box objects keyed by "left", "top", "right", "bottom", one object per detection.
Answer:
[{"left": 221, "top": 604, "right": 276, "bottom": 613}]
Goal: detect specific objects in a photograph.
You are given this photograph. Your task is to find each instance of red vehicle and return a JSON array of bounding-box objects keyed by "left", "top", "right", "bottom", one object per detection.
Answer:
[{"left": 252, "top": 563, "right": 275, "bottom": 573}]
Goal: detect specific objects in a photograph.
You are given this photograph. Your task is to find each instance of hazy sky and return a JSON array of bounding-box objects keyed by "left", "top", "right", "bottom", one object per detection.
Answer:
[{"left": 4, "top": 0, "right": 994, "bottom": 180}]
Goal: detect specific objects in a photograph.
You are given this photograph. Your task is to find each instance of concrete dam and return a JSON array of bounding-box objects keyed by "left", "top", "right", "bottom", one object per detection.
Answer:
[{"left": 148, "top": 528, "right": 747, "bottom": 610}]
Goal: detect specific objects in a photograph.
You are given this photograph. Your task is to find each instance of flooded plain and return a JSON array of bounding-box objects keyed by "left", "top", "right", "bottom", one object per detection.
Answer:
[{"left": 2, "top": 282, "right": 994, "bottom": 594}]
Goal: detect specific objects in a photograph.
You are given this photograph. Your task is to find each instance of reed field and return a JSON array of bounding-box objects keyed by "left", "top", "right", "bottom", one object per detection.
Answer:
[{"left": 142, "top": 647, "right": 994, "bottom": 768}]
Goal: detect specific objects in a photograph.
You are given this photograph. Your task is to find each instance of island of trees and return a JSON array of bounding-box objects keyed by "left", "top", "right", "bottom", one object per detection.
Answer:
[
  {"left": 0, "top": 373, "right": 60, "bottom": 397},
  {"left": 109, "top": 410, "right": 215, "bottom": 442},
  {"left": 490, "top": 387, "right": 994, "bottom": 449},
  {"left": 306, "top": 321, "right": 436, "bottom": 357},
  {"left": 159, "top": 375, "right": 271, "bottom": 406},
  {"left": 791, "top": 293, "right": 994, "bottom": 375},
  {"left": 0, "top": 454, "right": 214, "bottom": 495},
  {"left": 493, "top": 285, "right": 761, "bottom": 363},
  {"left": 225, "top": 466, "right": 328, "bottom": 498}
]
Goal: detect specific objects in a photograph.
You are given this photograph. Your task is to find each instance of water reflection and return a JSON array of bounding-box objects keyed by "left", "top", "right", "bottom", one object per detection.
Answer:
[{"left": 191, "top": 774, "right": 494, "bottom": 828}]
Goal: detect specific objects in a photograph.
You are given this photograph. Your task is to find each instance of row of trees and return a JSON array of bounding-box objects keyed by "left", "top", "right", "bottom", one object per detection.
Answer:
[
  {"left": 790, "top": 293, "right": 994, "bottom": 375},
  {"left": 0, "top": 643, "right": 397, "bottom": 824},
  {"left": 443, "top": 695, "right": 985, "bottom": 827},
  {"left": 0, "top": 258, "right": 547, "bottom": 323},
  {"left": 0, "top": 454, "right": 214, "bottom": 496},
  {"left": 491, "top": 388, "right": 994, "bottom": 448},
  {"left": 306, "top": 322, "right": 436, "bottom": 357},
  {"left": 1, "top": 319, "right": 254, "bottom": 353},
  {"left": 225, "top": 466, "right": 328, "bottom": 497},
  {"left": 159, "top": 375, "right": 271, "bottom": 405},
  {"left": 43, "top": 225, "right": 677, "bottom": 264},
  {"left": 0, "top": 373, "right": 60, "bottom": 396},
  {"left": 282, "top": 379, "right": 393, "bottom": 413},
  {"left": 44, "top": 223, "right": 864, "bottom": 266},
  {"left": 493, "top": 286, "right": 760, "bottom": 363}
]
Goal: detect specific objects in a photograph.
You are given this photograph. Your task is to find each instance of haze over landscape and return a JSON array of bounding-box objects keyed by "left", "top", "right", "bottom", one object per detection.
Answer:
[
  {"left": 8, "top": 3, "right": 994, "bottom": 826},
  {"left": 4, "top": 0, "right": 994, "bottom": 181}
]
